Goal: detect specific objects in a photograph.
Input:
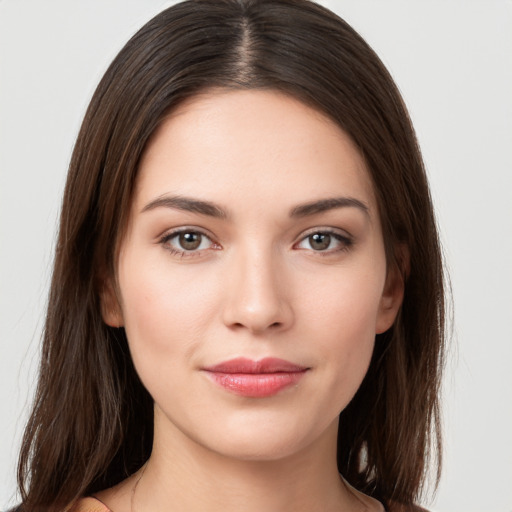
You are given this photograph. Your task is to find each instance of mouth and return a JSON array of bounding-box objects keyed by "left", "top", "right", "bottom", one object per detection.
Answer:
[{"left": 202, "top": 357, "right": 309, "bottom": 398}]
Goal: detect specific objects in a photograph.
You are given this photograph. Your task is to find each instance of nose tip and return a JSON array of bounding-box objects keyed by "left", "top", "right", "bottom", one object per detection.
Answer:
[
  {"left": 221, "top": 253, "right": 293, "bottom": 334},
  {"left": 229, "top": 308, "right": 286, "bottom": 334}
]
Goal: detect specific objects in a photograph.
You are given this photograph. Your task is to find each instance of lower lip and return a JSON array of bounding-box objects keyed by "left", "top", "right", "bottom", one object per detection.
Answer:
[{"left": 205, "top": 371, "right": 306, "bottom": 398}]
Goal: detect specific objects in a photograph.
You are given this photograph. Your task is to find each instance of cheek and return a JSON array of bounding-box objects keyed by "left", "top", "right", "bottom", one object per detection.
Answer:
[
  {"left": 299, "top": 265, "right": 384, "bottom": 404},
  {"left": 301, "top": 263, "right": 384, "bottom": 340},
  {"left": 116, "top": 253, "right": 218, "bottom": 376}
]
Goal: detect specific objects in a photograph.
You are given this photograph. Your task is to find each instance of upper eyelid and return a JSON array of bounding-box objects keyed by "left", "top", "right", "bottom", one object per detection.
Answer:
[
  {"left": 293, "top": 228, "right": 354, "bottom": 252},
  {"left": 159, "top": 228, "right": 217, "bottom": 254},
  {"left": 159, "top": 226, "right": 215, "bottom": 241},
  {"left": 159, "top": 229, "right": 218, "bottom": 257},
  {"left": 297, "top": 226, "right": 353, "bottom": 240}
]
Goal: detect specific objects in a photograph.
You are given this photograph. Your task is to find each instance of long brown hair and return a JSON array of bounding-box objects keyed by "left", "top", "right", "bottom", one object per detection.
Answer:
[{"left": 17, "top": 1, "right": 446, "bottom": 510}]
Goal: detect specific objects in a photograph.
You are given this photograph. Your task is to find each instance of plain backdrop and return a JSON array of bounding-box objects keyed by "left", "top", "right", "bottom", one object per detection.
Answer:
[{"left": 1, "top": 1, "right": 511, "bottom": 511}]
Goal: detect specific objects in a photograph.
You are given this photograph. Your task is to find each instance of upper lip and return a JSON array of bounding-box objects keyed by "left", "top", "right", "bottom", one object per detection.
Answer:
[{"left": 203, "top": 357, "right": 308, "bottom": 374}]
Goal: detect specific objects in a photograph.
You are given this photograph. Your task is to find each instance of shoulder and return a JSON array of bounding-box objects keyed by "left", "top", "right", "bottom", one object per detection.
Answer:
[{"left": 67, "top": 497, "right": 112, "bottom": 512}]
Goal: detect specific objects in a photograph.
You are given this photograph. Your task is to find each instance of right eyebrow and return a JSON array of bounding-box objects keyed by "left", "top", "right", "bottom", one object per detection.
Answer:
[{"left": 141, "top": 195, "right": 228, "bottom": 219}]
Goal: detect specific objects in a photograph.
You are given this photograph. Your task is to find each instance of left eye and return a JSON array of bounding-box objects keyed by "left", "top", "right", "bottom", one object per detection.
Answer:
[
  {"left": 296, "top": 231, "right": 350, "bottom": 252},
  {"left": 164, "top": 231, "right": 213, "bottom": 252}
]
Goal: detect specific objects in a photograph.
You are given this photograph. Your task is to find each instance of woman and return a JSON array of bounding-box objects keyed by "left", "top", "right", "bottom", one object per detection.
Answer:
[{"left": 16, "top": 1, "right": 446, "bottom": 511}]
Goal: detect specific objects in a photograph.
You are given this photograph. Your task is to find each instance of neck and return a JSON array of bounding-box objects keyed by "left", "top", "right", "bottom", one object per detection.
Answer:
[{"left": 135, "top": 412, "right": 356, "bottom": 512}]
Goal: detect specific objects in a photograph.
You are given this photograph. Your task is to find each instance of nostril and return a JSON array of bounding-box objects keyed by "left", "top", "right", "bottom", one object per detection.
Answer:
[{"left": 229, "top": 321, "right": 282, "bottom": 332}]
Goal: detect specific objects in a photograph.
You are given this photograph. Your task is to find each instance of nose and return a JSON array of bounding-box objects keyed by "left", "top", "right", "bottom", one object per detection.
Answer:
[{"left": 221, "top": 246, "right": 294, "bottom": 334}]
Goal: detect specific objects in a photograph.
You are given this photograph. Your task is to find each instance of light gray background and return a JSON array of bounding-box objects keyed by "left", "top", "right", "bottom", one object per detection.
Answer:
[{"left": 1, "top": 1, "right": 511, "bottom": 510}]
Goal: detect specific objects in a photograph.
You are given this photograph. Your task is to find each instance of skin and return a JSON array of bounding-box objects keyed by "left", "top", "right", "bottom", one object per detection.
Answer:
[{"left": 98, "top": 90, "right": 403, "bottom": 512}]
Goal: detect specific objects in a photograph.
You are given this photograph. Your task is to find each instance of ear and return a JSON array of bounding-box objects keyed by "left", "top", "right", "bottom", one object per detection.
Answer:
[
  {"left": 375, "top": 246, "right": 408, "bottom": 334},
  {"left": 99, "top": 276, "right": 124, "bottom": 328}
]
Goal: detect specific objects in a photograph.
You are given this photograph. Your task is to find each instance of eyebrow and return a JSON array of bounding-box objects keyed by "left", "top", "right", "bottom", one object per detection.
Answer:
[
  {"left": 141, "top": 195, "right": 228, "bottom": 219},
  {"left": 289, "top": 197, "right": 369, "bottom": 218},
  {"left": 141, "top": 194, "right": 369, "bottom": 219}
]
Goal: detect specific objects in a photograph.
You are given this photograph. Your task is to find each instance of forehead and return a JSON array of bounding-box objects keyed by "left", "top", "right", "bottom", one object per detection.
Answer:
[{"left": 135, "top": 89, "right": 377, "bottom": 217}]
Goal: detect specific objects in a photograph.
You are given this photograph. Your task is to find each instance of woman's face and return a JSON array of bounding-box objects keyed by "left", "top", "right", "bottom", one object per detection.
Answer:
[{"left": 103, "top": 90, "right": 403, "bottom": 462}]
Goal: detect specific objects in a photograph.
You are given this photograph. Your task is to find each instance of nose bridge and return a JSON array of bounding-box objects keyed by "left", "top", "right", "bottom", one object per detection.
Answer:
[{"left": 222, "top": 240, "right": 292, "bottom": 333}]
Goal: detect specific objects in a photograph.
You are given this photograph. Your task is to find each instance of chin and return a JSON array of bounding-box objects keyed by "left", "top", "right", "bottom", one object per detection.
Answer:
[
  {"left": 199, "top": 432, "right": 313, "bottom": 463},
  {"left": 180, "top": 407, "right": 339, "bottom": 464}
]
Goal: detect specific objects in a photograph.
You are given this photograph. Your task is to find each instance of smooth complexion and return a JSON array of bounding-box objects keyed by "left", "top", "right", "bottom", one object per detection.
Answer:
[{"left": 99, "top": 90, "right": 403, "bottom": 512}]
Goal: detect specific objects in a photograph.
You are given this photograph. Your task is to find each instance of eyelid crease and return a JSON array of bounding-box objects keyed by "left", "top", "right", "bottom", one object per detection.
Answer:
[
  {"left": 296, "top": 226, "right": 354, "bottom": 244},
  {"left": 157, "top": 224, "right": 216, "bottom": 241}
]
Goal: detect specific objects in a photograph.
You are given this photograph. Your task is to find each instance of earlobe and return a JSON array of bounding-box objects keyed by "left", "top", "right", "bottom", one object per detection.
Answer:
[
  {"left": 375, "top": 248, "right": 408, "bottom": 334},
  {"left": 100, "top": 278, "right": 124, "bottom": 328}
]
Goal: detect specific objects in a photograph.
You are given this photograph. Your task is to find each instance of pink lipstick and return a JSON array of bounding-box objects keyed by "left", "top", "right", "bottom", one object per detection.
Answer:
[{"left": 202, "top": 357, "right": 308, "bottom": 398}]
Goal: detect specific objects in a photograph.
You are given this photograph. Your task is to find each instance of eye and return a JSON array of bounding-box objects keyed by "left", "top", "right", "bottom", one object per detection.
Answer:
[
  {"left": 175, "top": 232, "right": 206, "bottom": 251},
  {"left": 160, "top": 229, "right": 218, "bottom": 256},
  {"left": 295, "top": 230, "right": 352, "bottom": 253}
]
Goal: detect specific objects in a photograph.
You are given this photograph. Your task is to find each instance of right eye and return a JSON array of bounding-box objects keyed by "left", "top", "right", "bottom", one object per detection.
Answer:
[{"left": 160, "top": 229, "right": 219, "bottom": 257}]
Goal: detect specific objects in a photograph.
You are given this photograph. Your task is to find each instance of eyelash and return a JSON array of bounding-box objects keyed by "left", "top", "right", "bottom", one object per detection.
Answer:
[
  {"left": 159, "top": 228, "right": 219, "bottom": 258},
  {"left": 158, "top": 227, "right": 353, "bottom": 258},
  {"left": 293, "top": 228, "right": 354, "bottom": 255}
]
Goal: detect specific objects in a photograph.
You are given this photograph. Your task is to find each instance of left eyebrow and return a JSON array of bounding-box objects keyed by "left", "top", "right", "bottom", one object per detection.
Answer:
[{"left": 289, "top": 197, "right": 369, "bottom": 218}]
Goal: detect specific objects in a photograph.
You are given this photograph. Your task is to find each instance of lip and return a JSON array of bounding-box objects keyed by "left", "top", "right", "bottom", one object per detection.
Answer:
[{"left": 202, "top": 357, "right": 309, "bottom": 398}]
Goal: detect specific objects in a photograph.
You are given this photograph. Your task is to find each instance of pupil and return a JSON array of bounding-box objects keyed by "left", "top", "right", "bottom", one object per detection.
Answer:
[
  {"left": 310, "top": 233, "right": 330, "bottom": 250},
  {"left": 179, "top": 232, "right": 201, "bottom": 250}
]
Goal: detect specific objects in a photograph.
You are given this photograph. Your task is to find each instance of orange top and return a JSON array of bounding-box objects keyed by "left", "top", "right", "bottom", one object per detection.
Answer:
[
  {"left": 67, "top": 492, "right": 389, "bottom": 512},
  {"left": 68, "top": 497, "right": 112, "bottom": 512},
  {"left": 67, "top": 494, "right": 388, "bottom": 512},
  {"left": 66, "top": 493, "right": 394, "bottom": 511}
]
